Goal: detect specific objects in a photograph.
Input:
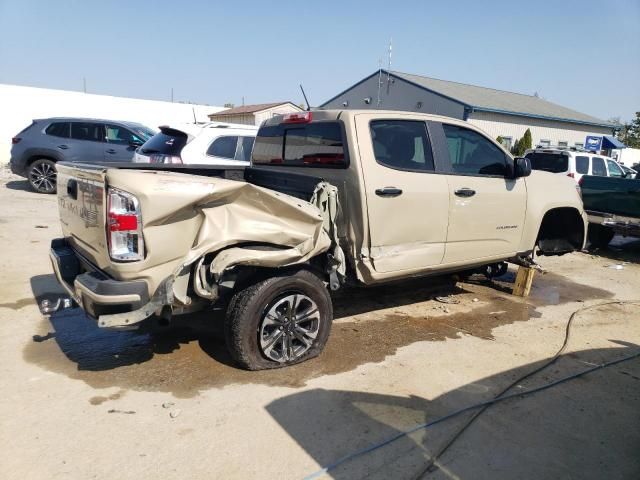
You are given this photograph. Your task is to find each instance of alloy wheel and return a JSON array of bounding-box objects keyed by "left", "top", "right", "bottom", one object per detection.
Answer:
[
  {"left": 29, "top": 161, "right": 56, "bottom": 193},
  {"left": 259, "top": 293, "right": 320, "bottom": 363}
]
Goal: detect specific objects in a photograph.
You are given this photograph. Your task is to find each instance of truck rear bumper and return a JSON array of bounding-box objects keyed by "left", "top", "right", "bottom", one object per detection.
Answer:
[
  {"left": 49, "top": 238, "right": 151, "bottom": 326},
  {"left": 586, "top": 211, "right": 640, "bottom": 237}
]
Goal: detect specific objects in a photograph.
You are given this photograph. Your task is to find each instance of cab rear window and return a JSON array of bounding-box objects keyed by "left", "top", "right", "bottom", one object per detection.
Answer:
[
  {"left": 525, "top": 152, "right": 569, "bottom": 173},
  {"left": 252, "top": 122, "right": 346, "bottom": 168}
]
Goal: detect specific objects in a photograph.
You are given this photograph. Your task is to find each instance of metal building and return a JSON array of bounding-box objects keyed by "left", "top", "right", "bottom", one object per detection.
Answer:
[
  {"left": 208, "top": 102, "right": 302, "bottom": 126},
  {"left": 321, "top": 70, "right": 616, "bottom": 150}
]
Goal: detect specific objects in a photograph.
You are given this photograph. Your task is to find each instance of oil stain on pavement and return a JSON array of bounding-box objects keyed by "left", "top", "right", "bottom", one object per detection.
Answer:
[{"left": 22, "top": 271, "right": 612, "bottom": 397}]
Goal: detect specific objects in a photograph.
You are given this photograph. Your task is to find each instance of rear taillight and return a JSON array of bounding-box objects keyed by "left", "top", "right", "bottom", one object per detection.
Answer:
[
  {"left": 282, "top": 112, "right": 312, "bottom": 124},
  {"left": 567, "top": 172, "right": 575, "bottom": 178},
  {"left": 107, "top": 188, "right": 144, "bottom": 261},
  {"left": 149, "top": 154, "right": 182, "bottom": 164},
  {"left": 11, "top": 137, "right": 21, "bottom": 144}
]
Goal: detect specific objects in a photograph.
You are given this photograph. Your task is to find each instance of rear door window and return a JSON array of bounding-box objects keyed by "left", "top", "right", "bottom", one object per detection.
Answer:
[
  {"left": 140, "top": 129, "right": 188, "bottom": 156},
  {"left": 575, "top": 156, "right": 590, "bottom": 174},
  {"left": 591, "top": 157, "right": 606, "bottom": 176},
  {"left": 207, "top": 136, "right": 238, "bottom": 159},
  {"left": 45, "top": 122, "right": 70, "bottom": 138},
  {"left": 71, "top": 122, "right": 105, "bottom": 142},
  {"left": 253, "top": 122, "right": 346, "bottom": 167},
  {"left": 370, "top": 120, "right": 434, "bottom": 171},
  {"left": 443, "top": 124, "right": 508, "bottom": 176},
  {"left": 524, "top": 152, "right": 569, "bottom": 173}
]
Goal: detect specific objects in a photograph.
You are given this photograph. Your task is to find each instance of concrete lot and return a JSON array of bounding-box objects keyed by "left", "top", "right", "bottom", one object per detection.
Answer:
[{"left": 1, "top": 168, "right": 639, "bottom": 480}]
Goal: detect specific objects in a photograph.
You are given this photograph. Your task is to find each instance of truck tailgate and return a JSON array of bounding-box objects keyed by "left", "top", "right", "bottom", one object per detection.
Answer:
[{"left": 56, "top": 163, "right": 110, "bottom": 269}]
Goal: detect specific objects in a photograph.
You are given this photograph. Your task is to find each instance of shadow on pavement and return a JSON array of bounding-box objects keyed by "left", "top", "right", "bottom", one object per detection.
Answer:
[
  {"left": 5, "top": 179, "right": 32, "bottom": 191},
  {"left": 266, "top": 344, "right": 640, "bottom": 480},
  {"left": 588, "top": 236, "right": 640, "bottom": 264}
]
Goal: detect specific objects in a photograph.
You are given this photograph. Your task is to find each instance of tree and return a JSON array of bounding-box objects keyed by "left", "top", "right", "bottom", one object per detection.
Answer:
[
  {"left": 510, "top": 138, "right": 522, "bottom": 156},
  {"left": 522, "top": 128, "right": 532, "bottom": 151},
  {"left": 496, "top": 136, "right": 504, "bottom": 146},
  {"left": 223, "top": 103, "right": 235, "bottom": 109},
  {"left": 622, "top": 112, "right": 640, "bottom": 148}
]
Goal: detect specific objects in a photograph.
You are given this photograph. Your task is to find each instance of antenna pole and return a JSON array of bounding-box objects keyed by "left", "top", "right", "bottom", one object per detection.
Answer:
[
  {"left": 386, "top": 38, "right": 392, "bottom": 94},
  {"left": 376, "top": 58, "right": 382, "bottom": 107},
  {"left": 299, "top": 84, "right": 311, "bottom": 111}
]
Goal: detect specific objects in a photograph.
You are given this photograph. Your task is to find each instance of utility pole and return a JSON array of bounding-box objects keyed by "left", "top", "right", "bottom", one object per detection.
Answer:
[
  {"left": 171, "top": 87, "right": 174, "bottom": 102},
  {"left": 83, "top": 77, "right": 86, "bottom": 93}
]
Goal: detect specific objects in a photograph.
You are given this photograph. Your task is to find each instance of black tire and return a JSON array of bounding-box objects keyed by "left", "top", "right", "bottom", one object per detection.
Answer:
[
  {"left": 27, "top": 158, "right": 57, "bottom": 194},
  {"left": 588, "top": 224, "right": 615, "bottom": 249},
  {"left": 224, "top": 269, "right": 333, "bottom": 370}
]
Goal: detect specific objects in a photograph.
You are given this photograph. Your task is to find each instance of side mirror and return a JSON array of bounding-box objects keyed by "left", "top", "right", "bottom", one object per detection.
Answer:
[
  {"left": 129, "top": 139, "right": 143, "bottom": 148},
  {"left": 513, "top": 157, "right": 532, "bottom": 178}
]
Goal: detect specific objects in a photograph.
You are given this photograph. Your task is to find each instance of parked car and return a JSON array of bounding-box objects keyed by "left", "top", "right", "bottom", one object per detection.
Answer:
[
  {"left": 10, "top": 117, "right": 156, "bottom": 193},
  {"left": 580, "top": 174, "right": 640, "bottom": 247},
  {"left": 524, "top": 147, "right": 629, "bottom": 183},
  {"left": 49, "top": 110, "right": 586, "bottom": 370},
  {"left": 134, "top": 122, "right": 257, "bottom": 166}
]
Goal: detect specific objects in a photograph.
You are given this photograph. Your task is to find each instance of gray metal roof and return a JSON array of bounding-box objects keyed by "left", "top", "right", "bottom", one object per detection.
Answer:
[{"left": 390, "top": 71, "right": 614, "bottom": 128}]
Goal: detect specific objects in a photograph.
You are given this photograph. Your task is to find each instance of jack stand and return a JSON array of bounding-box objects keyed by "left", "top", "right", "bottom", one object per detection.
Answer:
[{"left": 513, "top": 266, "right": 536, "bottom": 297}]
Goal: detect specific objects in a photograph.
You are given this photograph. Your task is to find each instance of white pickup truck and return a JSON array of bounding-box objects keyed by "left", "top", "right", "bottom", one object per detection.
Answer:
[{"left": 50, "top": 110, "right": 587, "bottom": 369}]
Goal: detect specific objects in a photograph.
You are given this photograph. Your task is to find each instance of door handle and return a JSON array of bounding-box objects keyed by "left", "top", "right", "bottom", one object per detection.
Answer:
[
  {"left": 67, "top": 179, "right": 78, "bottom": 200},
  {"left": 454, "top": 188, "right": 476, "bottom": 197},
  {"left": 106, "top": 149, "right": 117, "bottom": 154},
  {"left": 375, "top": 187, "right": 403, "bottom": 197},
  {"left": 57, "top": 144, "right": 69, "bottom": 150}
]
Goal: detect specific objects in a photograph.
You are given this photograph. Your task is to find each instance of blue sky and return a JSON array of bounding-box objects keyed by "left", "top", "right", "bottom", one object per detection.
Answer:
[{"left": 1, "top": 0, "right": 638, "bottom": 121}]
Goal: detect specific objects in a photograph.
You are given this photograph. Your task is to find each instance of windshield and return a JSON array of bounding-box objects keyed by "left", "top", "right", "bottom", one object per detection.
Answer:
[{"left": 525, "top": 152, "right": 569, "bottom": 173}]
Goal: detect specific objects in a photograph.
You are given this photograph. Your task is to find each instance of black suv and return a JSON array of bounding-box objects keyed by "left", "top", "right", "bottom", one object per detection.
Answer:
[{"left": 10, "top": 118, "right": 155, "bottom": 193}]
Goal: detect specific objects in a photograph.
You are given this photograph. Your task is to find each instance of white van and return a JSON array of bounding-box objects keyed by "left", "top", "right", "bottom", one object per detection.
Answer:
[
  {"left": 134, "top": 122, "right": 257, "bottom": 166},
  {"left": 524, "top": 147, "right": 628, "bottom": 183}
]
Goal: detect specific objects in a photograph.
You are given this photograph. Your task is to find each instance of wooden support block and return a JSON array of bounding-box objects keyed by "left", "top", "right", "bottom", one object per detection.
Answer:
[{"left": 513, "top": 266, "right": 535, "bottom": 297}]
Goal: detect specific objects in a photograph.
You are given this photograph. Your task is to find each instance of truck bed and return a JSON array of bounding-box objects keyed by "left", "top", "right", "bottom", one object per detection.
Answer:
[{"left": 581, "top": 175, "right": 640, "bottom": 219}]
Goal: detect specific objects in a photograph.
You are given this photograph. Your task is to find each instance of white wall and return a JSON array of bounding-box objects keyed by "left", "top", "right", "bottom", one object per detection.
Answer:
[
  {"left": 468, "top": 111, "right": 613, "bottom": 149},
  {"left": 0, "top": 84, "right": 224, "bottom": 164}
]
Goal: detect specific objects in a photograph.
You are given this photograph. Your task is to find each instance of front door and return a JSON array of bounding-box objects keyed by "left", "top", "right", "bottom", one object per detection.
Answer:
[
  {"left": 438, "top": 123, "right": 527, "bottom": 264},
  {"left": 355, "top": 115, "right": 450, "bottom": 273},
  {"left": 104, "top": 124, "right": 141, "bottom": 162}
]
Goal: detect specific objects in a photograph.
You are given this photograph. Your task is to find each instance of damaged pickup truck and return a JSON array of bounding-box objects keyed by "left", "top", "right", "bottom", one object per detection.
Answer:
[{"left": 50, "top": 110, "right": 586, "bottom": 369}]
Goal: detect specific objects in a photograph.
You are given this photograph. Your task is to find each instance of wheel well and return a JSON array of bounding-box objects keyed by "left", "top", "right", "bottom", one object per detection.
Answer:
[
  {"left": 536, "top": 207, "right": 584, "bottom": 255},
  {"left": 27, "top": 155, "right": 57, "bottom": 166}
]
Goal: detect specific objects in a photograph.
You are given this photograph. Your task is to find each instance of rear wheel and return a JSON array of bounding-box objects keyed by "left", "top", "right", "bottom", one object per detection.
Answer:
[
  {"left": 588, "top": 224, "right": 615, "bottom": 249},
  {"left": 28, "top": 159, "right": 57, "bottom": 194},
  {"left": 224, "top": 270, "right": 333, "bottom": 370}
]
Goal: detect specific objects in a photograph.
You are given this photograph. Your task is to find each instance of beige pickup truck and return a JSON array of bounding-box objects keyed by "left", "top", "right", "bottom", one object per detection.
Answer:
[{"left": 50, "top": 110, "right": 586, "bottom": 369}]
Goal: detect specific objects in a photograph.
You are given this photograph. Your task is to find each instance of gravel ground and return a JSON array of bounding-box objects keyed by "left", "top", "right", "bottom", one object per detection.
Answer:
[{"left": 0, "top": 173, "right": 638, "bottom": 480}]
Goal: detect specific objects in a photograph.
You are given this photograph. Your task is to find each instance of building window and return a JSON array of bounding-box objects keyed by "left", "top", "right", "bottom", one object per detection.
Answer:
[
  {"left": 499, "top": 136, "right": 512, "bottom": 151},
  {"left": 558, "top": 141, "right": 568, "bottom": 147},
  {"left": 539, "top": 139, "right": 551, "bottom": 147}
]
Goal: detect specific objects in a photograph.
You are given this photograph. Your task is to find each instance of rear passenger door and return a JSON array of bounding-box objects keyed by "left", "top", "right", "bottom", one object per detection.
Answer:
[
  {"left": 69, "top": 122, "right": 106, "bottom": 163},
  {"left": 355, "top": 115, "right": 450, "bottom": 273},
  {"left": 436, "top": 122, "right": 527, "bottom": 264}
]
